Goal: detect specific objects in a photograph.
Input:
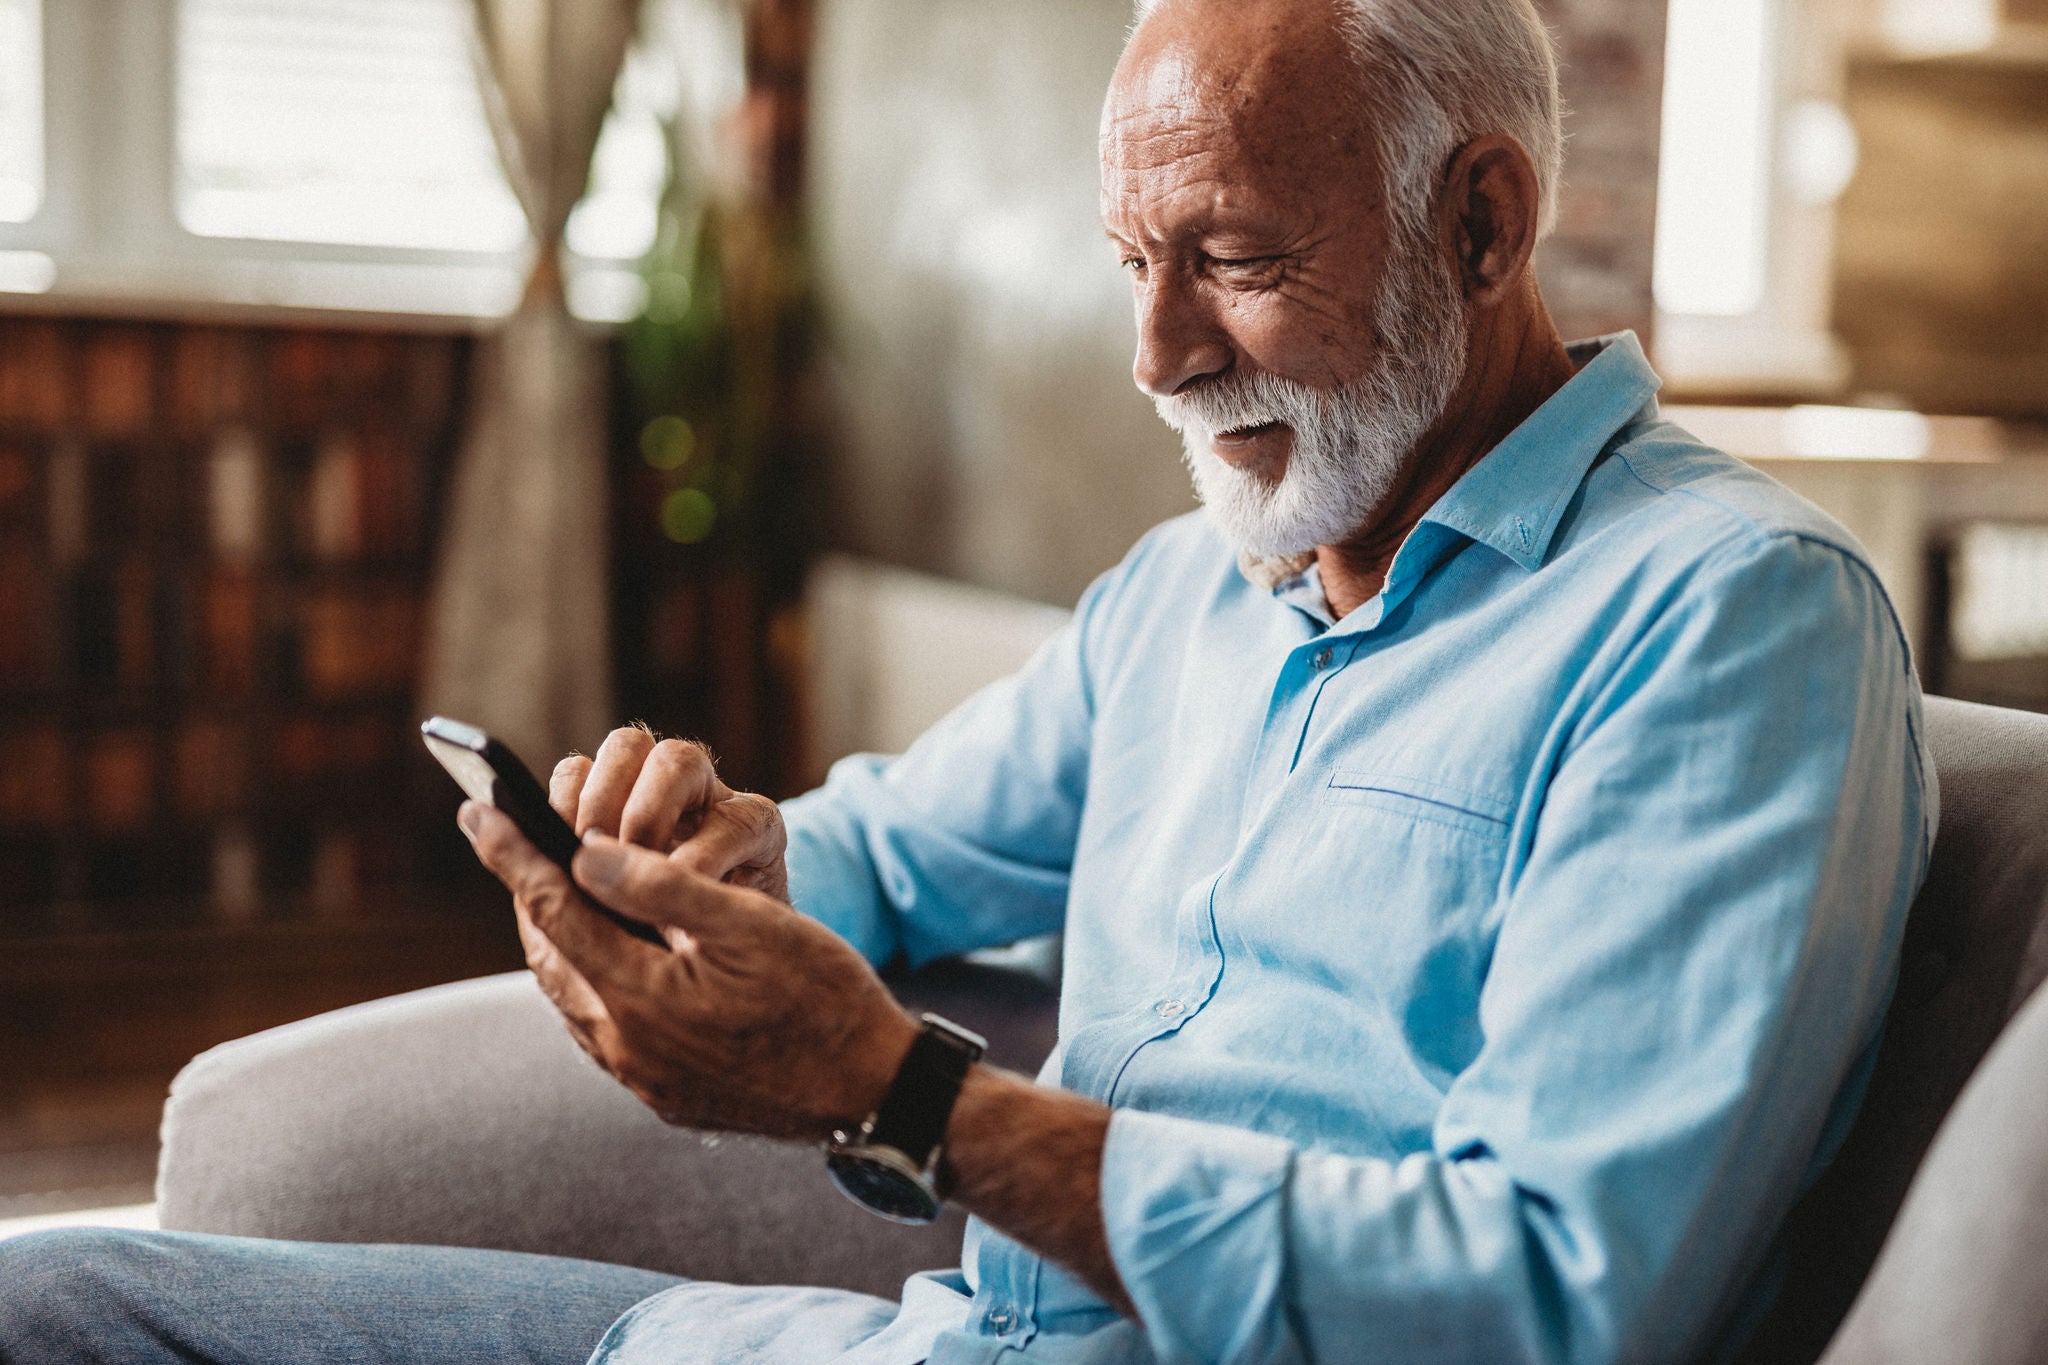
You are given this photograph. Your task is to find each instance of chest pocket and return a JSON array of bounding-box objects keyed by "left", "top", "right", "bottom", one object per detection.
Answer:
[{"left": 1321, "top": 769, "right": 1513, "bottom": 841}]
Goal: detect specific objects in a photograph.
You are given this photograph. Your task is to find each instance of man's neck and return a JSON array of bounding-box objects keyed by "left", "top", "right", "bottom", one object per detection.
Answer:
[{"left": 1315, "top": 289, "right": 1577, "bottom": 620}]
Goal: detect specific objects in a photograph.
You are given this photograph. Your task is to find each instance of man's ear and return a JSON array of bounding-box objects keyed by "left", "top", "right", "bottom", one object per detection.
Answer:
[{"left": 1436, "top": 133, "right": 1543, "bottom": 307}]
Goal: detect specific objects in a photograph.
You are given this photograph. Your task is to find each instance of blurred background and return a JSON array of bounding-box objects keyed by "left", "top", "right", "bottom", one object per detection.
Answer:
[{"left": 0, "top": 0, "right": 2043, "bottom": 1230}]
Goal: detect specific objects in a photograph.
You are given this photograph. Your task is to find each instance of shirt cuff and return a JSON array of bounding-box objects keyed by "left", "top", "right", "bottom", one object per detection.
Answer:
[{"left": 1100, "top": 1107, "right": 1297, "bottom": 1362}]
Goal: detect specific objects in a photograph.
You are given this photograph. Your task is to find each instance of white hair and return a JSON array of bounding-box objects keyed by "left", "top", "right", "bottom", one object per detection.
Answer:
[{"left": 1132, "top": 0, "right": 1565, "bottom": 240}]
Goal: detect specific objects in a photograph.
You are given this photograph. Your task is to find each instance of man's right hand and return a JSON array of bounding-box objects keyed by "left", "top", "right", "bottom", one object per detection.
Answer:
[{"left": 548, "top": 726, "right": 790, "bottom": 902}]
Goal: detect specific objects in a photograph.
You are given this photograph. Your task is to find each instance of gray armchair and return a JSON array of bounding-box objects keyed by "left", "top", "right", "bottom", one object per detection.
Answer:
[
  {"left": 156, "top": 955, "right": 1059, "bottom": 1299},
  {"left": 157, "top": 697, "right": 2048, "bottom": 1362}
]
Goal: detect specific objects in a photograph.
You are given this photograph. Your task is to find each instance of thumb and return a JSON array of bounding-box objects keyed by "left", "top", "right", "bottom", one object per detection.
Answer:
[{"left": 575, "top": 830, "right": 742, "bottom": 938}]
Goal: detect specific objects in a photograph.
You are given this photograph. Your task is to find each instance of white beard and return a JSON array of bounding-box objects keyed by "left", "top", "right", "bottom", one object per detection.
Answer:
[{"left": 1152, "top": 232, "right": 1470, "bottom": 561}]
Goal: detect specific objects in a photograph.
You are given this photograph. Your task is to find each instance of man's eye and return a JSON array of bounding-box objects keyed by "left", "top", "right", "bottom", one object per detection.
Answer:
[
  {"left": 1212, "top": 255, "right": 1279, "bottom": 276},
  {"left": 1120, "top": 257, "right": 1148, "bottom": 275}
]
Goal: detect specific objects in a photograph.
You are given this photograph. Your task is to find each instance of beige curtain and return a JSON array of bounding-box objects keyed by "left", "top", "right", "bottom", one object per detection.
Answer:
[{"left": 421, "top": 0, "right": 638, "bottom": 768}]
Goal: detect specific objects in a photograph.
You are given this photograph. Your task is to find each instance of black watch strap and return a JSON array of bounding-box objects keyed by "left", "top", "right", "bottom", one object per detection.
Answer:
[{"left": 867, "top": 1014, "right": 986, "bottom": 1171}]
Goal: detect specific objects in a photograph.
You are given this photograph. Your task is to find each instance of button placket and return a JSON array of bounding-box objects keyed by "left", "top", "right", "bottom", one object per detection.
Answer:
[{"left": 1288, "top": 637, "right": 1357, "bottom": 773}]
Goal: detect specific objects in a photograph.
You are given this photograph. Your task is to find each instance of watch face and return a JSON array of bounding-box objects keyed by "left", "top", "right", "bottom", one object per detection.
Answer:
[{"left": 826, "top": 1149, "right": 943, "bottom": 1225}]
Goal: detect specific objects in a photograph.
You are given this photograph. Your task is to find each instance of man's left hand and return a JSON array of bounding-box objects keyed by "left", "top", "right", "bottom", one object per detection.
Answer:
[{"left": 462, "top": 801, "right": 919, "bottom": 1141}]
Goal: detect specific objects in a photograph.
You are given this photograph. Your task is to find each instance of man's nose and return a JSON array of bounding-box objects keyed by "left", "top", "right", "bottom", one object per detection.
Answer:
[{"left": 1132, "top": 273, "right": 1232, "bottom": 399}]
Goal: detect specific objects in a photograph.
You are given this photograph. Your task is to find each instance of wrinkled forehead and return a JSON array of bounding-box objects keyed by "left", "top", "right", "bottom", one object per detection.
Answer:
[{"left": 1101, "top": 0, "right": 1370, "bottom": 188}]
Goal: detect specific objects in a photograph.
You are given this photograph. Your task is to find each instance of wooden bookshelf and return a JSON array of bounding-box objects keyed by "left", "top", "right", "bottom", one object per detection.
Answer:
[{"left": 0, "top": 314, "right": 490, "bottom": 933}]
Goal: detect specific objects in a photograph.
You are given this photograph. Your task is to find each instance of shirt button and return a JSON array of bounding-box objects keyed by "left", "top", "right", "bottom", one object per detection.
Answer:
[
  {"left": 987, "top": 1306, "right": 1017, "bottom": 1333},
  {"left": 1154, "top": 998, "right": 1186, "bottom": 1018},
  {"left": 1312, "top": 648, "right": 1333, "bottom": 671}
]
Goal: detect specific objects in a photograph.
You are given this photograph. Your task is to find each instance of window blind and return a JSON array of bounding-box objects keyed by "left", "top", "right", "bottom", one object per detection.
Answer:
[{"left": 174, "top": 0, "right": 525, "bottom": 252}]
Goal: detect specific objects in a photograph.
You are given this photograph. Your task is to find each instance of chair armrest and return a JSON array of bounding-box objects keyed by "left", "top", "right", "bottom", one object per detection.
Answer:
[{"left": 156, "top": 960, "right": 1060, "bottom": 1296}]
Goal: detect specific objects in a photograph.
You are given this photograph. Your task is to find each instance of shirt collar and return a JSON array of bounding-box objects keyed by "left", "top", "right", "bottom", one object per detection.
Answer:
[
  {"left": 1243, "top": 331, "right": 1664, "bottom": 624},
  {"left": 1413, "top": 330, "right": 1662, "bottom": 574}
]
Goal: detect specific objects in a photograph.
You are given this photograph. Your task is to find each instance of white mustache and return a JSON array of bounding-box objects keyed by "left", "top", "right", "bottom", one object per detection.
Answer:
[{"left": 1154, "top": 369, "right": 1323, "bottom": 442}]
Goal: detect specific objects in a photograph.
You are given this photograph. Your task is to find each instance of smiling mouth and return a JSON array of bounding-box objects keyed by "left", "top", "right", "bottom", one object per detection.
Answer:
[{"left": 1214, "top": 421, "right": 1285, "bottom": 443}]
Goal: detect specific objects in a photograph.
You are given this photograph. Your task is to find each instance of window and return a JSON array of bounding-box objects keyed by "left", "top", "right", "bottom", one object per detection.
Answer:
[
  {"left": 1652, "top": 0, "right": 1854, "bottom": 393},
  {"left": 0, "top": 0, "right": 708, "bottom": 320},
  {"left": 1654, "top": 0, "right": 1775, "bottom": 319},
  {"left": 175, "top": 0, "right": 524, "bottom": 253},
  {"left": 0, "top": 0, "right": 40, "bottom": 224},
  {"left": 1650, "top": 0, "right": 2007, "bottom": 396}
]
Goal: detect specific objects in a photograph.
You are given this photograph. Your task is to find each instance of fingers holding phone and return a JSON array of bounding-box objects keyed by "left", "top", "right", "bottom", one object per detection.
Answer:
[
  {"left": 560, "top": 724, "right": 790, "bottom": 902},
  {"left": 561, "top": 726, "right": 725, "bottom": 846}
]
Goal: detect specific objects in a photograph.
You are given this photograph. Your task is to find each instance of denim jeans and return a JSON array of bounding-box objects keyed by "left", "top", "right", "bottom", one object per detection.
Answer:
[{"left": 0, "top": 1227, "right": 684, "bottom": 1365}]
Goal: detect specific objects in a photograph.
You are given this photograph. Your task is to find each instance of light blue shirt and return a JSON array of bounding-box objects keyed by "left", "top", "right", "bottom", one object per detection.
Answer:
[{"left": 593, "top": 333, "right": 1935, "bottom": 1365}]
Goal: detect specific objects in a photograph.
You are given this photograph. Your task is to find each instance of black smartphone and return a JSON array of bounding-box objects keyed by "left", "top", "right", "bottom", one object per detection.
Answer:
[{"left": 421, "top": 715, "right": 667, "bottom": 947}]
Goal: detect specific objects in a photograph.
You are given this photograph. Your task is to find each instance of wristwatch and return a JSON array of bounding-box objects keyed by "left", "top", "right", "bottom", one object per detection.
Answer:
[{"left": 825, "top": 1013, "right": 987, "bottom": 1224}]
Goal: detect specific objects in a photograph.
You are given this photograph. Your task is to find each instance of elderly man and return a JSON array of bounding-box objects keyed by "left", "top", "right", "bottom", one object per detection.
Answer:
[{"left": 2, "top": 0, "right": 1931, "bottom": 1361}]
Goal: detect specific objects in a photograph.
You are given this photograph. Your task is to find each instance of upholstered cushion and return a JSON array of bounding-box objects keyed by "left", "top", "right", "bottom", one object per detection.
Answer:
[
  {"left": 1741, "top": 697, "right": 2048, "bottom": 1364},
  {"left": 1819, "top": 966, "right": 2048, "bottom": 1364}
]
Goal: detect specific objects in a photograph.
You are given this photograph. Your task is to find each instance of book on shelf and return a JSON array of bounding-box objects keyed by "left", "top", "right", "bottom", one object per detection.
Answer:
[
  {"left": 270, "top": 331, "right": 333, "bottom": 429},
  {"left": 68, "top": 570, "right": 120, "bottom": 687},
  {"left": 172, "top": 718, "right": 247, "bottom": 822},
  {"left": 273, "top": 716, "right": 328, "bottom": 788},
  {"left": 44, "top": 439, "right": 87, "bottom": 566},
  {"left": 356, "top": 429, "right": 421, "bottom": 559},
  {"left": 307, "top": 432, "right": 363, "bottom": 560},
  {"left": 310, "top": 829, "right": 360, "bottom": 915},
  {"left": 81, "top": 728, "right": 154, "bottom": 833},
  {"left": 169, "top": 327, "right": 223, "bottom": 433},
  {"left": 115, "top": 562, "right": 157, "bottom": 691},
  {"left": 170, "top": 327, "right": 260, "bottom": 434},
  {"left": 153, "top": 562, "right": 194, "bottom": 694},
  {"left": 207, "top": 429, "right": 265, "bottom": 563},
  {"left": 81, "top": 329, "right": 156, "bottom": 440},
  {"left": 272, "top": 713, "right": 400, "bottom": 790},
  {"left": 402, "top": 335, "right": 460, "bottom": 430},
  {"left": 0, "top": 440, "right": 43, "bottom": 536},
  {"left": 298, "top": 589, "right": 419, "bottom": 701},
  {"left": 0, "top": 547, "right": 54, "bottom": 690},
  {"left": 85, "top": 441, "right": 146, "bottom": 554},
  {"left": 0, "top": 723, "right": 67, "bottom": 827},
  {"left": 199, "top": 568, "right": 260, "bottom": 696},
  {"left": 67, "top": 564, "right": 156, "bottom": 691},
  {"left": 0, "top": 833, "right": 59, "bottom": 908},
  {"left": 0, "top": 319, "right": 71, "bottom": 431},
  {"left": 297, "top": 429, "right": 422, "bottom": 563},
  {"left": 329, "top": 332, "right": 404, "bottom": 413},
  {"left": 327, "top": 712, "right": 399, "bottom": 773},
  {"left": 210, "top": 822, "right": 262, "bottom": 922}
]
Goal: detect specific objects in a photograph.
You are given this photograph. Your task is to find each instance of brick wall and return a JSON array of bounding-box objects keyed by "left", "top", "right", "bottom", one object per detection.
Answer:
[{"left": 1535, "top": 0, "right": 1669, "bottom": 345}]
